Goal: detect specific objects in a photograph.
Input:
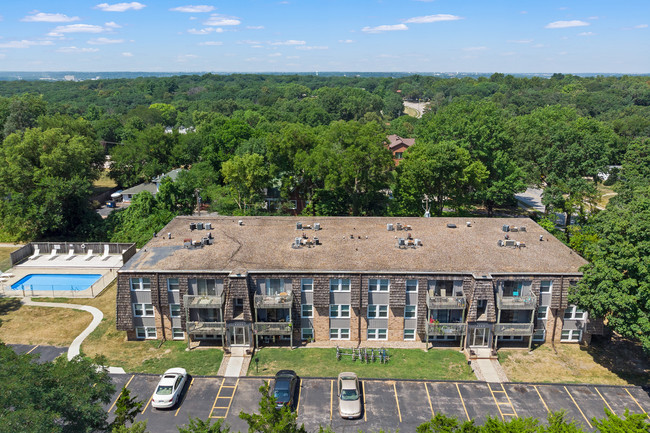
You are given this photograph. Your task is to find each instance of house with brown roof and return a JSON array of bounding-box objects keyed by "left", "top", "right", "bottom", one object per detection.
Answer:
[
  {"left": 116, "top": 216, "right": 601, "bottom": 355},
  {"left": 386, "top": 134, "right": 415, "bottom": 165}
]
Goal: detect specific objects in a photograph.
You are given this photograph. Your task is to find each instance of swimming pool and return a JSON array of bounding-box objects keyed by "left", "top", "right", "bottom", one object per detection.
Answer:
[{"left": 11, "top": 274, "right": 102, "bottom": 291}]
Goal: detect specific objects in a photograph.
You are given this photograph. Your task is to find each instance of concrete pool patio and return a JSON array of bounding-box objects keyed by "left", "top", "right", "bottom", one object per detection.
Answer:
[{"left": 1, "top": 242, "right": 135, "bottom": 298}]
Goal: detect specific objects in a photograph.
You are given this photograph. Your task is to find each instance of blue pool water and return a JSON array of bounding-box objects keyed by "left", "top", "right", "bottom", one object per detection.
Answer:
[{"left": 11, "top": 274, "right": 101, "bottom": 291}]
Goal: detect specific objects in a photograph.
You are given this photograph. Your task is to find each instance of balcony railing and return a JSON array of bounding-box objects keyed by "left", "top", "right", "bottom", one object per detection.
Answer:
[
  {"left": 184, "top": 293, "right": 225, "bottom": 309},
  {"left": 253, "top": 322, "right": 293, "bottom": 335},
  {"left": 497, "top": 287, "right": 536, "bottom": 310},
  {"left": 426, "top": 290, "right": 466, "bottom": 309},
  {"left": 186, "top": 321, "right": 226, "bottom": 335},
  {"left": 427, "top": 322, "right": 466, "bottom": 336},
  {"left": 254, "top": 291, "right": 294, "bottom": 308},
  {"left": 494, "top": 323, "right": 534, "bottom": 336}
]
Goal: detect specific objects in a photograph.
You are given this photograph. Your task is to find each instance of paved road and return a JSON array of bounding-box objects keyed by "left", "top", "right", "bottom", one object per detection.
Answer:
[
  {"left": 105, "top": 375, "right": 650, "bottom": 433},
  {"left": 9, "top": 343, "right": 67, "bottom": 363}
]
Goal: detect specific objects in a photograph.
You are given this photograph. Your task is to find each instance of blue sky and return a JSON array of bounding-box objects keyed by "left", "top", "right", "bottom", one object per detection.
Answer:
[{"left": 0, "top": 1, "right": 648, "bottom": 73}]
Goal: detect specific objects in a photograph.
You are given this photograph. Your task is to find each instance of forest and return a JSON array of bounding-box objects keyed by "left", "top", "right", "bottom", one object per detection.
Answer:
[{"left": 0, "top": 72, "right": 648, "bottom": 352}]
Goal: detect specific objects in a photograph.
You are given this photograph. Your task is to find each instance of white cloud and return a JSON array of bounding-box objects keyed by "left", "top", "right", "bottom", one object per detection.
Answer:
[
  {"left": 95, "top": 2, "right": 146, "bottom": 12},
  {"left": 88, "top": 37, "right": 124, "bottom": 44},
  {"left": 48, "top": 24, "right": 108, "bottom": 36},
  {"left": 188, "top": 27, "right": 224, "bottom": 34},
  {"left": 545, "top": 20, "right": 589, "bottom": 29},
  {"left": 508, "top": 39, "right": 533, "bottom": 44},
  {"left": 268, "top": 52, "right": 282, "bottom": 57},
  {"left": 286, "top": 55, "right": 299, "bottom": 59},
  {"left": 199, "top": 41, "right": 223, "bottom": 46},
  {"left": 270, "top": 40, "right": 305, "bottom": 45},
  {"left": 22, "top": 12, "right": 80, "bottom": 23},
  {"left": 105, "top": 21, "right": 121, "bottom": 28},
  {"left": 339, "top": 39, "right": 354, "bottom": 43},
  {"left": 252, "top": 45, "right": 263, "bottom": 48},
  {"left": 56, "top": 46, "right": 100, "bottom": 53},
  {"left": 170, "top": 5, "right": 215, "bottom": 13},
  {"left": 203, "top": 14, "right": 240, "bottom": 26},
  {"left": 578, "top": 32, "right": 595, "bottom": 36},
  {"left": 463, "top": 46, "right": 487, "bottom": 51},
  {"left": 238, "top": 40, "right": 262, "bottom": 45},
  {"left": 295, "top": 45, "right": 328, "bottom": 50},
  {"left": 0, "top": 40, "right": 54, "bottom": 49},
  {"left": 122, "top": 52, "right": 133, "bottom": 56},
  {"left": 403, "top": 14, "right": 462, "bottom": 24},
  {"left": 361, "top": 24, "right": 408, "bottom": 33},
  {"left": 532, "top": 43, "right": 544, "bottom": 48},
  {"left": 588, "top": 16, "right": 599, "bottom": 20},
  {"left": 634, "top": 24, "right": 648, "bottom": 29},
  {"left": 247, "top": 25, "right": 264, "bottom": 30}
]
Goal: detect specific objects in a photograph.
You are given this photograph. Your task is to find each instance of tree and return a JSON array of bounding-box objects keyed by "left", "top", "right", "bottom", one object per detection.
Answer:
[
  {"left": 591, "top": 408, "right": 650, "bottom": 433},
  {"left": 113, "top": 421, "right": 148, "bottom": 433},
  {"left": 221, "top": 153, "right": 270, "bottom": 211},
  {"left": 112, "top": 387, "right": 143, "bottom": 430},
  {"left": 177, "top": 418, "right": 230, "bottom": 433},
  {"left": 0, "top": 343, "right": 114, "bottom": 433},
  {"left": 239, "top": 382, "right": 307, "bottom": 433},
  {"left": 416, "top": 413, "right": 480, "bottom": 433},
  {"left": 2, "top": 93, "right": 47, "bottom": 137}
]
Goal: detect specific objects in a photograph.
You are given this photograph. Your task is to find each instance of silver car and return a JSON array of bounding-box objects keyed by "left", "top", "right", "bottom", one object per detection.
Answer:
[
  {"left": 337, "top": 372, "right": 362, "bottom": 419},
  {"left": 151, "top": 368, "right": 187, "bottom": 409}
]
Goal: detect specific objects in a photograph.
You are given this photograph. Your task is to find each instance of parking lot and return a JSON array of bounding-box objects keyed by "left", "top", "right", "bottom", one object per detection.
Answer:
[
  {"left": 106, "top": 375, "right": 650, "bottom": 433},
  {"left": 9, "top": 343, "right": 67, "bottom": 363}
]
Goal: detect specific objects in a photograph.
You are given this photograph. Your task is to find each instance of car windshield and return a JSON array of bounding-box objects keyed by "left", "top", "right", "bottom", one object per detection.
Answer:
[
  {"left": 156, "top": 385, "right": 173, "bottom": 395},
  {"left": 274, "top": 390, "right": 290, "bottom": 401},
  {"left": 341, "top": 389, "right": 358, "bottom": 401}
]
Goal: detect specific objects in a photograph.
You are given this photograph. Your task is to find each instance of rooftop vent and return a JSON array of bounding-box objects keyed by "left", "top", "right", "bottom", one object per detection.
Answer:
[
  {"left": 190, "top": 222, "right": 196, "bottom": 231},
  {"left": 205, "top": 222, "right": 212, "bottom": 230},
  {"left": 314, "top": 222, "right": 321, "bottom": 231},
  {"left": 397, "top": 238, "right": 406, "bottom": 248},
  {"left": 520, "top": 226, "right": 526, "bottom": 232},
  {"left": 466, "top": 221, "right": 471, "bottom": 227},
  {"left": 505, "top": 240, "right": 516, "bottom": 247},
  {"left": 196, "top": 222, "right": 204, "bottom": 230},
  {"left": 447, "top": 223, "right": 457, "bottom": 229},
  {"left": 497, "top": 240, "right": 504, "bottom": 247},
  {"left": 314, "top": 237, "right": 319, "bottom": 245},
  {"left": 396, "top": 222, "right": 403, "bottom": 230},
  {"left": 510, "top": 226, "right": 519, "bottom": 232},
  {"left": 296, "top": 222, "right": 302, "bottom": 230},
  {"left": 294, "top": 237, "right": 302, "bottom": 248},
  {"left": 502, "top": 224, "right": 510, "bottom": 232},
  {"left": 238, "top": 220, "right": 243, "bottom": 226},
  {"left": 387, "top": 223, "right": 394, "bottom": 231}
]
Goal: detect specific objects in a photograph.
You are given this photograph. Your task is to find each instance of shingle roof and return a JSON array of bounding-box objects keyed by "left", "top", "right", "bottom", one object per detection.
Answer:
[
  {"left": 386, "top": 134, "right": 416, "bottom": 150},
  {"left": 121, "top": 216, "right": 587, "bottom": 275}
]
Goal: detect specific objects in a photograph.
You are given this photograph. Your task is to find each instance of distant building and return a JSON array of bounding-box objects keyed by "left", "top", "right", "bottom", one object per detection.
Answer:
[
  {"left": 164, "top": 126, "right": 195, "bottom": 134},
  {"left": 121, "top": 168, "right": 185, "bottom": 203},
  {"left": 116, "top": 216, "right": 602, "bottom": 355},
  {"left": 386, "top": 134, "right": 415, "bottom": 165}
]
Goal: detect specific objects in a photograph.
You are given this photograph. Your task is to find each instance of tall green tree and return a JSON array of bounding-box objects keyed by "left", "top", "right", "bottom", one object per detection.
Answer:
[
  {"left": 239, "top": 382, "right": 306, "bottom": 433},
  {"left": 221, "top": 153, "right": 270, "bottom": 211},
  {"left": 177, "top": 418, "right": 230, "bottom": 433},
  {"left": 112, "top": 387, "right": 143, "bottom": 430}
]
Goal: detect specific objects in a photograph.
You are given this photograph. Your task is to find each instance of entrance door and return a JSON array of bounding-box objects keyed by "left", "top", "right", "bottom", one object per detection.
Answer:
[
  {"left": 230, "top": 326, "right": 249, "bottom": 346},
  {"left": 470, "top": 327, "right": 489, "bottom": 347}
]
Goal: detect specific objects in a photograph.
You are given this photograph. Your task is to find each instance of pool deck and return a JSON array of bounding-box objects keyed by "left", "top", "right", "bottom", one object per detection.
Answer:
[{"left": 0, "top": 254, "right": 122, "bottom": 298}]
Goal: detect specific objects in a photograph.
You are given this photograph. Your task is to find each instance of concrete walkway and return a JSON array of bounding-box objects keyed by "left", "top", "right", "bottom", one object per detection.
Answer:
[
  {"left": 219, "top": 347, "right": 250, "bottom": 377},
  {"left": 20, "top": 297, "right": 126, "bottom": 374}
]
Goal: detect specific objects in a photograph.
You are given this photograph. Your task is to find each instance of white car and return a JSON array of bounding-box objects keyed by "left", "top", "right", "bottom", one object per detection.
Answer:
[{"left": 151, "top": 368, "right": 187, "bottom": 409}]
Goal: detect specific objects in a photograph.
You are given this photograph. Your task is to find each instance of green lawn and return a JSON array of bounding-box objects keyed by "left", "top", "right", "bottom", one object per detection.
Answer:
[
  {"left": 0, "top": 247, "right": 18, "bottom": 272},
  {"left": 248, "top": 347, "right": 474, "bottom": 380}
]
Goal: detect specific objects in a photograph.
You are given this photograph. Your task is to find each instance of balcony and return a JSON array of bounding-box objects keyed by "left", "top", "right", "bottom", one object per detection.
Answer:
[
  {"left": 186, "top": 321, "right": 226, "bottom": 335},
  {"left": 497, "top": 288, "right": 536, "bottom": 310},
  {"left": 426, "top": 290, "right": 466, "bottom": 309},
  {"left": 494, "top": 323, "right": 534, "bottom": 336},
  {"left": 184, "top": 293, "right": 225, "bottom": 309},
  {"left": 427, "top": 322, "right": 466, "bottom": 336},
  {"left": 253, "top": 322, "right": 293, "bottom": 335},
  {"left": 254, "top": 291, "right": 294, "bottom": 308}
]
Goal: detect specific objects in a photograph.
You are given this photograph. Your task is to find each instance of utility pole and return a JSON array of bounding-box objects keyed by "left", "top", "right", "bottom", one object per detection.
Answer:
[{"left": 195, "top": 188, "right": 201, "bottom": 216}]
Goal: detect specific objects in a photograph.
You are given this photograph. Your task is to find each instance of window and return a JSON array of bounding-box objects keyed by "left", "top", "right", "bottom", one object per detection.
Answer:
[
  {"left": 130, "top": 277, "right": 151, "bottom": 291},
  {"left": 537, "top": 306, "right": 548, "bottom": 320},
  {"left": 404, "top": 329, "right": 416, "bottom": 340},
  {"left": 170, "top": 304, "right": 181, "bottom": 318},
  {"left": 561, "top": 329, "right": 582, "bottom": 342},
  {"left": 502, "top": 280, "right": 526, "bottom": 297},
  {"left": 498, "top": 336, "right": 523, "bottom": 341},
  {"left": 266, "top": 279, "right": 283, "bottom": 295},
  {"left": 532, "top": 329, "right": 546, "bottom": 342},
  {"left": 172, "top": 327, "right": 184, "bottom": 340},
  {"left": 405, "top": 305, "right": 417, "bottom": 319},
  {"left": 301, "top": 328, "right": 314, "bottom": 340},
  {"left": 540, "top": 281, "right": 552, "bottom": 294},
  {"left": 330, "top": 328, "right": 349, "bottom": 340},
  {"left": 369, "top": 279, "right": 389, "bottom": 292},
  {"left": 301, "top": 304, "right": 313, "bottom": 318},
  {"left": 330, "top": 304, "right": 350, "bottom": 318},
  {"left": 167, "top": 278, "right": 180, "bottom": 292},
  {"left": 367, "top": 305, "right": 388, "bottom": 318},
  {"left": 395, "top": 152, "right": 403, "bottom": 159},
  {"left": 330, "top": 279, "right": 350, "bottom": 292},
  {"left": 367, "top": 328, "right": 387, "bottom": 340},
  {"left": 301, "top": 278, "right": 313, "bottom": 292},
  {"left": 135, "top": 326, "right": 157, "bottom": 339},
  {"left": 564, "top": 306, "right": 586, "bottom": 320},
  {"left": 406, "top": 280, "right": 418, "bottom": 292},
  {"left": 195, "top": 279, "right": 216, "bottom": 296},
  {"left": 133, "top": 303, "right": 154, "bottom": 317}
]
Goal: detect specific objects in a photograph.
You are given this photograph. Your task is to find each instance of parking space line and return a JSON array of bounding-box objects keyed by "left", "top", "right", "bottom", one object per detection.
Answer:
[
  {"left": 533, "top": 385, "right": 550, "bottom": 413},
  {"left": 330, "top": 380, "right": 333, "bottom": 421},
  {"left": 141, "top": 392, "right": 154, "bottom": 414},
  {"left": 594, "top": 387, "right": 614, "bottom": 414},
  {"left": 424, "top": 382, "right": 434, "bottom": 418},
  {"left": 108, "top": 375, "right": 135, "bottom": 413},
  {"left": 296, "top": 382, "right": 302, "bottom": 415},
  {"left": 175, "top": 377, "right": 194, "bottom": 417},
  {"left": 625, "top": 388, "right": 649, "bottom": 418},
  {"left": 500, "top": 383, "right": 518, "bottom": 418},
  {"left": 362, "top": 381, "right": 366, "bottom": 422},
  {"left": 210, "top": 378, "right": 239, "bottom": 419},
  {"left": 393, "top": 382, "right": 402, "bottom": 423},
  {"left": 564, "top": 386, "right": 592, "bottom": 429},
  {"left": 455, "top": 383, "right": 470, "bottom": 421},
  {"left": 208, "top": 378, "right": 226, "bottom": 418},
  {"left": 26, "top": 345, "right": 39, "bottom": 354},
  {"left": 488, "top": 383, "right": 507, "bottom": 420}
]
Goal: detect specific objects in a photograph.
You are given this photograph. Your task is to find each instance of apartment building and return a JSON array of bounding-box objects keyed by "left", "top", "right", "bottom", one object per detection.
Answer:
[{"left": 116, "top": 216, "right": 601, "bottom": 353}]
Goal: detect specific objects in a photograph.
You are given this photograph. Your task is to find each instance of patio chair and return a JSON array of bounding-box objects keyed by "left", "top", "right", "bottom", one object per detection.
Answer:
[
  {"left": 48, "top": 249, "right": 59, "bottom": 261},
  {"left": 84, "top": 249, "right": 95, "bottom": 261},
  {"left": 65, "top": 249, "right": 75, "bottom": 261},
  {"left": 101, "top": 245, "right": 111, "bottom": 261},
  {"left": 29, "top": 247, "right": 40, "bottom": 260}
]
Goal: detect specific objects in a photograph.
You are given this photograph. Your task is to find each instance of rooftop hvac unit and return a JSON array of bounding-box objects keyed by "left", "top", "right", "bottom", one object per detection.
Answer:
[
  {"left": 196, "top": 222, "right": 204, "bottom": 230},
  {"left": 397, "top": 238, "right": 406, "bottom": 248},
  {"left": 502, "top": 224, "right": 510, "bottom": 232},
  {"left": 415, "top": 238, "right": 422, "bottom": 246},
  {"left": 294, "top": 237, "right": 302, "bottom": 247},
  {"left": 520, "top": 226, "right": 526, "bottom": 232},
  {"left": 205, "top": 222, "right": 212, "bottom": 230},
  {"left": 510, "top": 227, "right": 519, "bottom": 232},
  {"left": 190, "top": 222, "right": 196, "bottom": 231},
  {"left": 296, "top": 222, "right": 302, "bottom": 230},
  {"left": 387, "top": 223, "right": 394, "bottom": 231},
  {"left": 396, "top": 222, "right": 403, "bottom": 230},
  {"left": 313, "top": 237, "right": 319, "bottom": 245},
  {"left": 497, "top": 240, "right": 504, "bottom": 247},
  {"left": 314, "top": 222, "right": 321, "bottom": 230},
  {"left": 505, "top": 240, "right": 516, "bottom": 247},
  {"left": 447, "top": 223, "right": 457, "bottom": 228},
  {"left": 201, "top": 237, "right": 209, "bottom": 245}
]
